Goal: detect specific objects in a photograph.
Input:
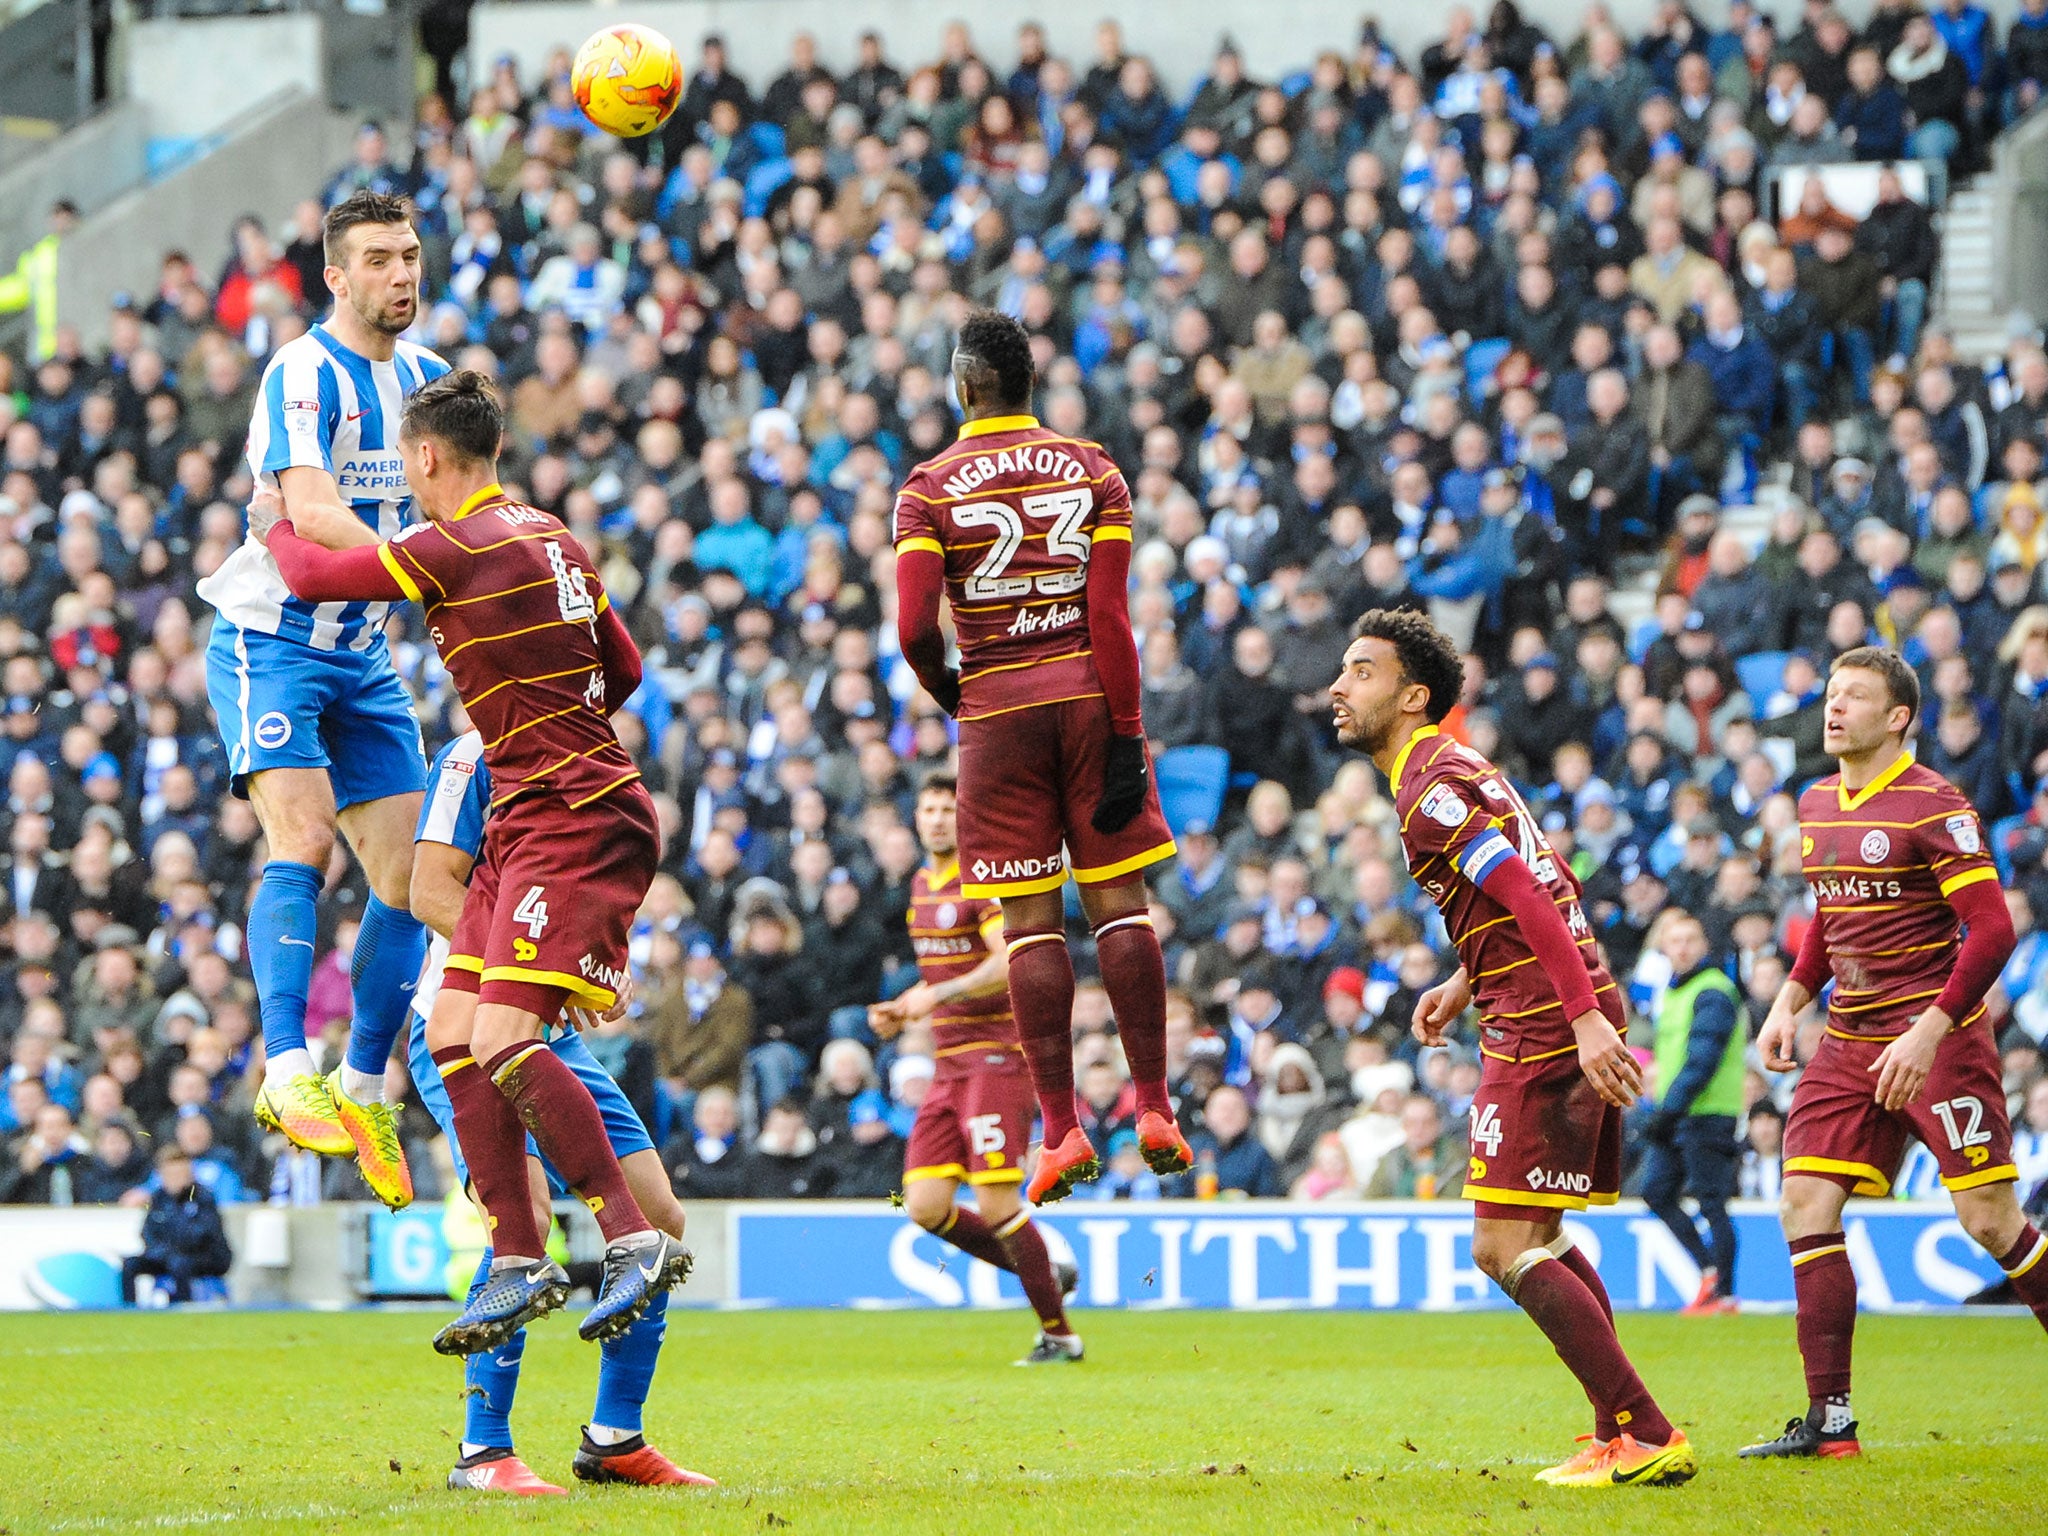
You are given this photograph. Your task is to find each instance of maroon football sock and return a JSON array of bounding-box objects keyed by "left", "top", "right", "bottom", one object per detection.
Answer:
[
  {"left": 1789, "top": 1231, "right": 1858, "bottom": 1405},
  {"left": 934, "top": 1206, "right": 1013, "bottom": 1271},
  {"left": 436, "top": 1044, "right": 546, "bottom": 1262},
  {"left": 1557, "top": 1242, "right": 1618, "bottom": 1440},
  {"left": 1998, "top": 1224, "right": 2048, "bottom": 1331},
  {"left": 1093, "top": 915, "right": 1172, "bottom": 1117},
  {"left": 993, "top": 1207, "right": 1071, "bottom": 1333},
  {"left": 1006, "top": 931, "right": 1080, "bottom": 1142},
  {"left": 485, "top": 1040, "right": 649, "bottom": 1243},
  {"left": 1514, "top": 1256, "right": 1676, "bottom": 1445},
  {"left": 1557, "top": 1241, "right": 1613, "bottom": 1322}
]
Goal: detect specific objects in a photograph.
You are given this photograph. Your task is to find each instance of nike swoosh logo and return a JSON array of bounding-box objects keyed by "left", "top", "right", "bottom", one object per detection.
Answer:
[
  {"left": 278, "top": 936, "right": 315, "bottom": 950},
  {"left": 523, "top": 1264, "right": 552, "bottom": 1284},
  {"left": 637, "top": 1258, "right": 662, "bottom": 1285},
  {"left": 491, "top": 1354, "right": 520, "bottom": 1368},
  {"left": 346, "top": 409, "right": 368, "bottom": 423}
]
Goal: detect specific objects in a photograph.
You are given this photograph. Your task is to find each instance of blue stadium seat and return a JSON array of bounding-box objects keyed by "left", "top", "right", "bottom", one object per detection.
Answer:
[
  {"left": 743, "top": 157, "right": 794, "bottom": 218},
  {"left": 1991, "top": 813, "right": 2029, "bottom": 884},
  {"left": 1463, "top": 337, "right": 1512, "bottom": 405},
  {"left": 1629, "top": 617, "right": 1662, "bottom": 662},
  {"left": 1735, "top": 650, "right": 1790, "bottom": 705},
  {"left": 1155, "top": 745, "right": 1229, "bottom": 837}
]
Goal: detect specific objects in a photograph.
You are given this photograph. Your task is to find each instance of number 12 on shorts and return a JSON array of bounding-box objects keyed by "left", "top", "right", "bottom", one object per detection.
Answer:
[{"left": 1931, "top": 1095, "right": 1992, "bottom": 1165}]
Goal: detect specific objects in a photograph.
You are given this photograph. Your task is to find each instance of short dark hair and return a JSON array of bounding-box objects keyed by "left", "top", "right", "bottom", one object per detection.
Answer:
[
  {"left": 323, "top": 190, "right": 414, "bottom": 266},
  {"left": 399, "top": 369, "right": 504, "bottom": 463},
  {"left": 954, "top": 308, "right": 1035, "bottom": 411},
  {"left": 1831, "top": 644, "right": 1920, "bottom": 721},
  {"left": 917, "top": 772, "right": 958, "bottom": 801},
  {"left": 154, "top": 1145, "right": 192, "bottom": 1169},
  {"left": 1351, "top": 608, "right": 1464, "bottom": 723}
]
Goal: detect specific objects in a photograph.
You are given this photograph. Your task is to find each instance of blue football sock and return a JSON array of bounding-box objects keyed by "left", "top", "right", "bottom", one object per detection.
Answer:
[
  {"left": 591, "top": 1287, "right": 667, "bottom": 1435},
  {"left": 344, "top": 893, "right": 428, "bottom": 1080},
  {"left": 248, "top": 860, "right": 323, "bottom": 1062},
  {"left": 462, "top": 1251, "right": 524, "bottom": 1449}
]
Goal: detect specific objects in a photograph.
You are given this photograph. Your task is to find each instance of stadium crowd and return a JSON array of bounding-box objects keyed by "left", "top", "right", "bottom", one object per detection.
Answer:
[{"left": 2, "top": 5, "right": 2048, "bottom": 1224}]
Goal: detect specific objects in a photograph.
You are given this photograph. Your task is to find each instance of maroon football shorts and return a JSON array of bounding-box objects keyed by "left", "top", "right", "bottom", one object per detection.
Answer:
[
  {"left": 904, "top": 1056, "right": 1039, "bottom": 1187},
  {"left": 1463, "top": 994, "right": 1625, "bottom": 1222},
  {"left": 445, "top": 782, "right": 658, "bottom": 1017},
  {"left": 954, "top": 693, "right": 1175, "bottom": 899},
  {"left": 1783, "top": 1019, "right": 2018, "bottom": 1195}
]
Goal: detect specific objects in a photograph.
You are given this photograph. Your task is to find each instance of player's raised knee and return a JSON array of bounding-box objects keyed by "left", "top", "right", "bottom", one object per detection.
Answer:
[
  {"left": 902, "top": 1178, "right": 956, "bottom": 1231},
  {"left": 1467, "top": 1226, "right": 1525, "bottom": 1284},
  {"left": 1951, "top": 1185, "right": 2024, "bottom": 1254},
  {"left": 1777, "top": 1174, "right": 1846, "bottom": 1238}
]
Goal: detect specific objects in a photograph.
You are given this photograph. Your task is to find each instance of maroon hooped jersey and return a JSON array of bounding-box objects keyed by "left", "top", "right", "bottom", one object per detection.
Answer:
[
  {"left": 907, "top": 857, "right": 1019, "bottom": 1080},
  {"left": 891, "top": 413, "right": 1133, "bottom": 722},
  {"left": 1796, "top": 756, "right": 1999, "bottom": 1041},
  {"left": 1388, "top": 726, "right": 1618, "bottom": 1057},
  {"left": 377, "top": 484, "right": 640, "bottom": 811}
]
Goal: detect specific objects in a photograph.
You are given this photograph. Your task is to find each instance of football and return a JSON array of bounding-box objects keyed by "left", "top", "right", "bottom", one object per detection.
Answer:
[{"left": 570, "top": 22, "right": 682, "bottom": 138}]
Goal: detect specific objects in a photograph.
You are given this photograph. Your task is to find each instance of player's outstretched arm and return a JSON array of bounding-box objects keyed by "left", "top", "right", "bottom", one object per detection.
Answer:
[
  {"left": 1761, "top": 910, "right": 1827, "bottom": 1070},
  {"left": 1474, "top": 850, "right": 1642, "bottom": 1106},
  {"left": 894, "top": 545, "right": 959, "bottom": 715},
  {"left": 265, "top": 519, "right": 408, "bottom": 604},
  {"left": 278, "top": 465, "right": 381, "bottom": 550},
  {"left": 595, "top": 598, "right": 644, "bottom": 713},
  {"left": 1869, "top": 876, "right": 2017, "bottom": 1110},
  {"left": 408, "top": 840, "right": 475, "bottom": 942},
  {"left": 1084, "top": 530, "right": 1148, "bottom": 834}
]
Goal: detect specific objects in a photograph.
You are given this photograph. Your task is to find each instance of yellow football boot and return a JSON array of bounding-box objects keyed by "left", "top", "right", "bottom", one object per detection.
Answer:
[
  {"left": 1533, "top": 1435, "right": 1608, "bottom": 1484},
  {"left": 253, "top": 1072, "right": 353, "bottom": 1156},
  {"left": 1551, "top": 1431, "right": 1698, "bottom": 1488},
  {"left": 326, "top": 1070, "right": 415, "bottom": 1210}
]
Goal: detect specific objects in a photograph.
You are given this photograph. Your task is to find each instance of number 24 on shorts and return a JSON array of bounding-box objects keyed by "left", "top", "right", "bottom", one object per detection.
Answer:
[
  {"left": 511, "top": 885, "right": 549, "bottom": 962},
  {"left": 1470, "top": 1103, "right": 1504, "bottom": 1157}
]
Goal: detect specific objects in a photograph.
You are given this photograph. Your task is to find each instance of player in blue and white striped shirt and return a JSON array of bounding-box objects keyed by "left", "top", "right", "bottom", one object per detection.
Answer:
[{"left": 197, "top": 192, "right": 443, "bottom": 1208}]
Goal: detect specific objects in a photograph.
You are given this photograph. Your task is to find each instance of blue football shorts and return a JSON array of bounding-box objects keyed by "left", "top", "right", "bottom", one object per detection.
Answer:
[{"left": 205, "top": 621, "right": 427, "bottom": 810}]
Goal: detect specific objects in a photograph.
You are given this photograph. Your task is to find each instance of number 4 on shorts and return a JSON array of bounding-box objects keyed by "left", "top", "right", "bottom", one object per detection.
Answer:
[
  {"left": 513, "top": 885, "right": 550, "bottom": 939},
  {"left": 1470, "top": 1103, "right": 1504, "bottom": 1157}
]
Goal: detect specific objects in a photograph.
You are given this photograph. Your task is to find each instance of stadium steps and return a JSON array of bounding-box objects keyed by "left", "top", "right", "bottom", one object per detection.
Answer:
[{"left": 1933, "top": 181, "right": 2014, "bottom": 361}]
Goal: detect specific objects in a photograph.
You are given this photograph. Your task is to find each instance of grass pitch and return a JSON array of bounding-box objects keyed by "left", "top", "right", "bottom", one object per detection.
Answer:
[{"left": 0, "top": 1307, "right": 2037, "bottom": 1534}]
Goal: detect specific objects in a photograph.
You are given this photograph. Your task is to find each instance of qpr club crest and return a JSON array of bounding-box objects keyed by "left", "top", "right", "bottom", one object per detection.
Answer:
[
  {"left": 1860, "top": 830, "right": 1891, "bottom": 864},
  {"left": 1945, "top": 814, "right": 1982, "bottom": 854},
  {"left": 1418, "top": 783, "right": 1469, "bottom": 829}
]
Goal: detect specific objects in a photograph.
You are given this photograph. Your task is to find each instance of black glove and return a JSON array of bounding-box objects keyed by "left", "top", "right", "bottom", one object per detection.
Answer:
[
  {"left": 1642, "top": 1108, "right": 1681, "bottom": 1147},
  {"left": 1092, "top": 733, "right": 1149, "bottom": 835},
  {"left": 927, "top": 669, "right": 961, "bottom": 718}
]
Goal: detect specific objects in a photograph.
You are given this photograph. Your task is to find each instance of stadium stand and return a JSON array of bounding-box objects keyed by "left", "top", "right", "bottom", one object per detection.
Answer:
[{"left": 0, "top": 3, "right": 2045, "bottom": 1229}]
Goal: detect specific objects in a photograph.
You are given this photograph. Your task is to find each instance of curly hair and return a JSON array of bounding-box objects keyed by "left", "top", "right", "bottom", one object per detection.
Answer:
[
  {"left": 1351, "top": 608, "right": 1464, "bottom": 724},
  {"left": 954, "top": 308, "right": 1035, "bottom": 411}
]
